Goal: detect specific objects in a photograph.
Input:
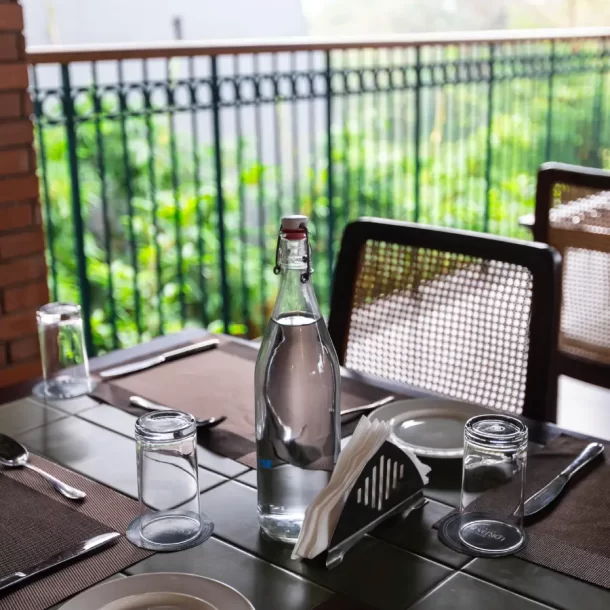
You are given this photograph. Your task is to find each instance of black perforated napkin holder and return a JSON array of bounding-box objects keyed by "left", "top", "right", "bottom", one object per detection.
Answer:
[{"left": 315, "top": 440, "right": 427, "bottom": 569}]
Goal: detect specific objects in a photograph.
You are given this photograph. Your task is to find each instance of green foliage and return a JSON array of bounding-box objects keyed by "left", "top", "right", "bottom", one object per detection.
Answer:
[
  {"left": 37, "top": 66, "right": 610, "bottom": 353},
  {"left": 41, "top": 99, "right": 278, "bottom": 352}
]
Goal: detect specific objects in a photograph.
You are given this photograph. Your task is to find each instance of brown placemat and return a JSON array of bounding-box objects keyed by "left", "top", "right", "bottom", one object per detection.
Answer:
[
  {"left": 91, "top": 338, "right": 392, "bottom": 469},
  {"left": 436, "top": 436, "right": 610, "bottom": 589},
  {"left": 0, "top": 454, "right": 151, "bottom": 610}
]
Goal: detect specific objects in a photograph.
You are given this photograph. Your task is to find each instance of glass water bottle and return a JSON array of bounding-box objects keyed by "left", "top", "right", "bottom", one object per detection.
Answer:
[{"left": 255, "top": 215, "right": 341, "bottom": 544}]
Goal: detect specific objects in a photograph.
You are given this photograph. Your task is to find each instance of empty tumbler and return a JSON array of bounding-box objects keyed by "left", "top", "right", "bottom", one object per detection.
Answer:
[
  {"left": 127, "top": 410, "right": 213, "bottom": 551},
  {"left": 459, "top": 414, "right": 528, "bottom": 556},
  {"left": 36, "top": 302, "right": 91, "bottom": 399}
]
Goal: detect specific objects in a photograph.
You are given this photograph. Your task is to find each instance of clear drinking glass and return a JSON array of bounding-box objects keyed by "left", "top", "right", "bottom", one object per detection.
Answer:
[
  {"left": 127, "top": 410, "right": 213, "bottom": 551},
  {"left": 459, "top": 414, "right": 528, "bottom": 556},
  {"left": 36, "top": 302, "right": 91, "bottom": 399}
]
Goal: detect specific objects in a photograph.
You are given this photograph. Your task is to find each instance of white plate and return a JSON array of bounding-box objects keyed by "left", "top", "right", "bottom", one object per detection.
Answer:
[
  {"left": 369, "top": 398, "right": 490, "bottom": 458},
  {"left": 60, "top": 573, "right": 255, "bottom": 610},
  {"left": 100, "top": 592, "right": 216, "bottom": 610}
]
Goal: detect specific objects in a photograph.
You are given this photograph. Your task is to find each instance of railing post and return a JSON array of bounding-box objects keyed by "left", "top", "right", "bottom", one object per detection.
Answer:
[
  {"left": 414, "top": 46, "right": 421, "bottom": 223},
  {"left": 325, "top": 50, "right": 335, "bottom": 304},
  {"left": 211, "top": 55, "right": 230, "bottom": 334},
  {"left": 592, "top": 39, "right": 607, "bottom": 167},
  {"left": 167, "top": 60, "right": 186, "bottom": 326},
  {"left": 143, "top": 59, "right": 164, "bottom": 336},
  {"left": 545, "top": 40, "right": 556, "bottom": 161},
  {"left": 32, "top": 66, "right": 58, "bottom": 303},
  {"left": 483, "top": 43, "right": 495, "bottom": 234},
  {"left": 92, "top": 62, "right": 118, "bottom": 350},
  {"left": 60, "top": 63, "right": 94, "bottom": 356},
  {"left": 117, "top": 61, "right": 142, "bottom": 342}
]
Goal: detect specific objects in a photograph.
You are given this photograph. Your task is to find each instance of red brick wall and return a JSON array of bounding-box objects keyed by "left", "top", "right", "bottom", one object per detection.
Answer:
[{"left": 0, "top": 0, "right": 48, "bottom": 388}]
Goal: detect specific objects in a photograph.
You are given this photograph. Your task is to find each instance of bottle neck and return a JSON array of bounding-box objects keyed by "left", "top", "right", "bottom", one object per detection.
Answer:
[{"left": 272, "top": 234, "right": 320, "bottom": 321}]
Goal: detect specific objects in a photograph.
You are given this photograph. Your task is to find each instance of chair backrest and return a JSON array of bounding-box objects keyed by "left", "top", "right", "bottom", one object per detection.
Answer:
[
  {"left": 535, "top": 162, "right": 610, "bottom": 385},
  {"left": 328, "top": 218, "right": 561, "bottom": 422}
]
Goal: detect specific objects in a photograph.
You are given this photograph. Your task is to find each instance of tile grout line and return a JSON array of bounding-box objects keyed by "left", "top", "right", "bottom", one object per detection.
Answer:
[
  {"left": 21, "top": 425, "right": 230, "bottom": 508},
  {"left": 459, "top": 557, "right": 477, "bottom": 572},
  {"left": 71, "top": 405, "right": 251, "bottom": 480},
  {"left": 202, "top": 479, "right": 467, "bottom": 582},
  {"left": 228, "top": 469, "right": 254, "bottom": 484},
  {"left": 207, "top": 532, "right": 338, "bottom": 595},
  {"left": 366, "top": 532, "right": 462, "bottom": 571},
  {"left": 10, "top": 411, "right": 72, "bottom": 438},
  {"left": 212, "top": 534, "right": 338, "bottom": 594},
  {"left": 403, "top": 570, "right": 461, "bottom": 609},
  {"left": 122, "top": 536, "right": 338, "bottom": 609},
  {"left": 462, "top": 572, "right": 562, "bottom": 609}
]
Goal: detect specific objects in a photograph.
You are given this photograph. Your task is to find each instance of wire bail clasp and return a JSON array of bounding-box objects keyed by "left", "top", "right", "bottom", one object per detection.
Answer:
[
  {"left": 300, "top": 223, "right": 312, "bottom": 284},
  {"left": 273, "top": 228, "right": 282, "bottom": 276},
  {"left": 273, "top": 222, "right": 312, "bottom": 283}
]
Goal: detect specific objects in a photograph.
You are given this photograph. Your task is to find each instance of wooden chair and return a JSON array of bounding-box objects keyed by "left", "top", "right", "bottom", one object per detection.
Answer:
[
  {"left": 328, "top": 218, "right": 561, "bottom": 422},
  {"left": 535, "top": 162, "right": 610, "bottom": 389}
]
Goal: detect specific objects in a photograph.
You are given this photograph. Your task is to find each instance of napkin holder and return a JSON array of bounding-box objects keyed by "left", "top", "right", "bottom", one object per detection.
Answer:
[{"left": 320, "top": 440, "right": 427, "bottom": 569}]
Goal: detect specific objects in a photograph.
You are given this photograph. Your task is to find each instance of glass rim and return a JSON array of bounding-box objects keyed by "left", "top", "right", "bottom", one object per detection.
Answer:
[
  {"left": 135, "top": 410, "right": 197, "bottom": 442},
  {"left": 37, "top": 302, "right": 82, "bottom": 325},
  {"left": 464, "top": 414, "right": 528, "bottom": 450}
]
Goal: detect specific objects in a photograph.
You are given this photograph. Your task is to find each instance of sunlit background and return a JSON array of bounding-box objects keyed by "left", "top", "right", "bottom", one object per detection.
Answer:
[{"left": 23, "top": 0, "right": 610, "bottom": 47}]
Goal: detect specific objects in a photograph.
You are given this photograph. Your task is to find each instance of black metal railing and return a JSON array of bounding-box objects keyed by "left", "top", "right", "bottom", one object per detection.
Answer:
[{"left": 28, "top": 28, "right": 610, "bottom": 354}]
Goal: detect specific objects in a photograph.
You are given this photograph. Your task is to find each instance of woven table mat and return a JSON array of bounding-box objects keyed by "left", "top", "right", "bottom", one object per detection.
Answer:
[
  {"left": 436, "top": 435, "right": 610, "bottom": 589},
  {"left": 0, "top": 454, "right": 151, "bottom": 610},
  {"left": 91, "top": 338, "right": 390, "bottom": 469}
]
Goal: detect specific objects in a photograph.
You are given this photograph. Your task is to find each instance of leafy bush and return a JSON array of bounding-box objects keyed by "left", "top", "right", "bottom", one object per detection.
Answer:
[{"left": 37, "top": 68, "right": 609, "bottom": 353}]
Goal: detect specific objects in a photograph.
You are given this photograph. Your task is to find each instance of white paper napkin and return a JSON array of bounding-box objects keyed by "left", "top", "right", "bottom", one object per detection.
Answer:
[{"left": 292, "top": 416, "right": 431, "bottom": 560}]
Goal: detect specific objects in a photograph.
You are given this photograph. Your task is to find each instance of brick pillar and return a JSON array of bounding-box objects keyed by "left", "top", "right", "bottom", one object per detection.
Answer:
[{"left": 0, "top": 0, "right": 49, "bottom": 388}]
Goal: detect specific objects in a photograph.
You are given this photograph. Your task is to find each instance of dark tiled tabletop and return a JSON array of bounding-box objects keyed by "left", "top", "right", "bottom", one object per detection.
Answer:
[
  {"left": 408, "top": 573, "right": 557, "bottom": 610},
  {"left": 1, "top": 329, "right": 609, "bottom": 610},
  {"left": 0, "top": 397, "right": 66, "bottom": 436},
  {"left": 15, "top": 415, "right": 227, "bottom": 501},
  {"left": 78, "top": 403, "right": 249, "bottom": 478}
]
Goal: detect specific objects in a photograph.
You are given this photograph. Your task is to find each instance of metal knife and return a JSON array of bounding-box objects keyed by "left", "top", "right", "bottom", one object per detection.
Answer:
[
  {"left": 99, "top": 338, "right": 219, "bottom": 380},
  {"left": 523, "top": 442, "right": 605, "bottom": 517},
  {"left": 0, "top": 532, "right": 121, "bottom": 593},
  {"left": 130, "top": 395, "right": 174, "bottom": 412}
]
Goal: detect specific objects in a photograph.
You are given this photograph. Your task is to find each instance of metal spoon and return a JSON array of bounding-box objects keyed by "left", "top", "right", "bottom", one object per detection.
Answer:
[
  {"left": 129, "top": 395, "right": 227, "bottom": 430},
  {"left": 0, "top": 433, "right": 86, "bottom": 500}
]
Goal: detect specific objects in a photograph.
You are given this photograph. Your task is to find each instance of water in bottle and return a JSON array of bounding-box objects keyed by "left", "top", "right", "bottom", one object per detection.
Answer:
[{"left": 255, "top": 215, "right": 341, "bottom": 544}]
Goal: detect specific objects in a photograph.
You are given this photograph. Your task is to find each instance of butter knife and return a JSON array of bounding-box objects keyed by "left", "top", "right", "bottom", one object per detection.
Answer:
[
  {"left": 523, "top": 442, "right": 605, "bottom": 517},
  {"left": 99, "top": 338, "right": 219, "bottom": 380},
  {"left": 0, "top": 532, "right": 121, "bottom": 593}
]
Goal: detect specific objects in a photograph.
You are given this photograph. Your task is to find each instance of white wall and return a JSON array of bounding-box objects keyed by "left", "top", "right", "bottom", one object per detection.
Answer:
[
  {"left": 25, "top": 0, "right": 320, "bottom": 220},
  {"left": 23, "top": 0, "right": 308, "bottom": 46}
]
